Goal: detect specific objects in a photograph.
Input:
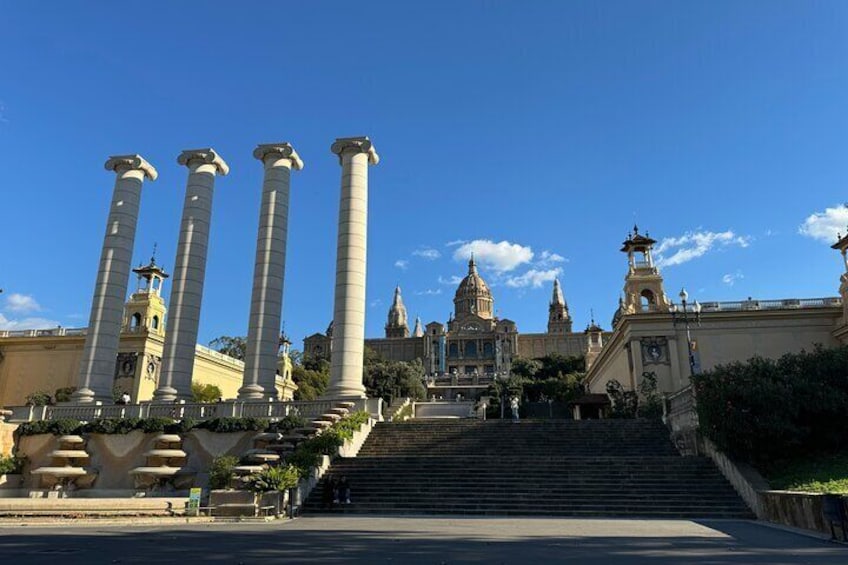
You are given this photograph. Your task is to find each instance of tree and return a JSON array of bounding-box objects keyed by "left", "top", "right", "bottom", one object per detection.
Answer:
[
  {"left": 208, "top": 336, "right": 247, "bottom": 360},
  {"left": 292, "top": 366, "right": 329, "bottom": 400},
  {"left": 363, "top": 355, "right": 426, "bottom": 404},
  {"left": 192, "top": 382, "right": 223, "bottom": 403}
]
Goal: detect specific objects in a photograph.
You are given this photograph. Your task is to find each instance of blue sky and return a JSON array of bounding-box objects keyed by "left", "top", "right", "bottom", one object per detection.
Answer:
[{"left": 1, "top": 2, "right": 847, "bottom": 349}]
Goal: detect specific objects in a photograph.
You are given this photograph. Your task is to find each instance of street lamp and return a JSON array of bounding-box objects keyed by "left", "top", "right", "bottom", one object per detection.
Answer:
[{"left": 670, "top": 287, "right": 701, "bottom": 379}]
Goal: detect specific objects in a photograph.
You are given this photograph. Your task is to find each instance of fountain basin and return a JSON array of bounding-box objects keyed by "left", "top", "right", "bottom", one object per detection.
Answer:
[
  {"left": 129, "top": 466, "right": 182, "bottom": 477},
  {"left": 32, "top": 467, "right": 88, "bottom": 478},
  {"left": 48, "top": 450, "right": 90, "bottom": 459},
  {"left": 142, "top": 449, "right": 187, "bottom": 459}
]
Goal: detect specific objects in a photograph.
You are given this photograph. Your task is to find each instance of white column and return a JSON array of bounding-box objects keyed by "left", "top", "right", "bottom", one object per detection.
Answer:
[
  {"left": 325, "top": 137, "right": 379, "bottom": 399},
  {"left": 154, "top": 149, "right": 229, "bottom": 402},
  {"left": 73, "top": 155, "right": 157, "bottom": 404},
  {"left": 239, "top": 143, "right": 303, "bottom": 400}
]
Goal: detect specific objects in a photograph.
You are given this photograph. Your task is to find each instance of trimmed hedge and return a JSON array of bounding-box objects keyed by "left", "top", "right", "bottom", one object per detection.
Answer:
[{"left": 693, "top": 345, "right": 848, "bottom": 466}]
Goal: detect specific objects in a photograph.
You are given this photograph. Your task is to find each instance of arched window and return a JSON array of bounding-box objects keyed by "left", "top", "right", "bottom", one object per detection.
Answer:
[
  {"left": 131, "top": 313, "right": 142, "bottom": 328},
  {"left": 448, "top": 343, "right": 459, "bottom": 358},
  {"left": 483, "top": 342, "right": 494, "bottom": 357},
  {"left": 151, "top": 316, "right": 160, "bottom": 330},
  {"left": 465, "top": 341, "right": 477, "bottom": 357},
  {"left": 640, "top": 289, "right": 656, "bottom": 311}
]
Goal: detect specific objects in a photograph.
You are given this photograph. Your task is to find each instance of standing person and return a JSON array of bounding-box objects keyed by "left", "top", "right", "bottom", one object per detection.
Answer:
[
  {"left": 338, "top": 475, "right": 351, "bottom": 504},
  {"left": 510, "top": 395, "right": 520, "bottom": 421}
]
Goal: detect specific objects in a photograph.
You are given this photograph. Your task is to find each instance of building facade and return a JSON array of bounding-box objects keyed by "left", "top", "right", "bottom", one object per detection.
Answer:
[
  {"left": 0, "top": 257, "right": 297, "bottom": 407},
  {"left": 304, "top": 256, "right": 610, "bottom": 399},
  {"left": 584, "top": 226, "right": 848, "bottom": 395}
]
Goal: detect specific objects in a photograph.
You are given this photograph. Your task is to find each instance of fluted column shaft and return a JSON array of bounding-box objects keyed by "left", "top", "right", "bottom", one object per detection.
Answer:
[
  {"left": 239, "top": 143, "right": 303, "bottom": 400},
  {"left": 326, "top": 137, "right": 379, "bottom": 399},
  {"left": 74, "top": 156, "right": 157, "bottom": 404},
  {"left": 155, "top": 149, "right": 228, "bottom": 402}
]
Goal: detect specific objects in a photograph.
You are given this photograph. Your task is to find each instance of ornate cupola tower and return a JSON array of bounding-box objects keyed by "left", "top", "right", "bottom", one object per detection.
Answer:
[
  {"left": 122, "top": 251, "right": 168, "bottom": 337},
  {"left": 453, "top": 256, "right": 494, "bottom": 320},
  {"left": 385, "top": 286, "right": 410, "bottom": 338},
  {"left": 547, "top": 278, "right": 572, "bottom": 333},
  {"left": 620, "top": 225, "right": 671, "bottom": 315}
]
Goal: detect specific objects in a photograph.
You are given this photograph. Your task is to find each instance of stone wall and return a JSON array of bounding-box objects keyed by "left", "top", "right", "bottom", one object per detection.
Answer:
[
  {"left": 760, "top": 491, "right": 847, "bottom": 540},
  {"left": 0, "top": 423, "right": 17, "bottom": 457}
]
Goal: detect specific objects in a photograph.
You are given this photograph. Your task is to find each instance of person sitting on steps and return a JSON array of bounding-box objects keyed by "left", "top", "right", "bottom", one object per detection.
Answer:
[{"left": 338, "top": 475, "right": 351, "bottom": 504}]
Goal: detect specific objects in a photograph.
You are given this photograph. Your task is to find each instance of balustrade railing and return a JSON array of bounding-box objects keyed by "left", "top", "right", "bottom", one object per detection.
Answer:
[{"left": 5, "top": 398, "right": 374, "bottom": 424}]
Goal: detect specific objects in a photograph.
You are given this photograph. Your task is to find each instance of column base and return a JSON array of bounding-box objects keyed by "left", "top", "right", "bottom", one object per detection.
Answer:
[
  {"left": 152, "top": 386, "right": 179, "bottom": 403},
  {"left": 237, "top": 384, "right": 266, "bottom": 401},
  {"left": 71, "top": 388, "right": 97, "bottom": 404},
  {"left": 322, "top": 385, "right": 367, "bottom": 400}
]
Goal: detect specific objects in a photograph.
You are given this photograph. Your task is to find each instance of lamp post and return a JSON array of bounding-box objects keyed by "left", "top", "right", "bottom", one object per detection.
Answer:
[{"left": 670, "top": 288, "right": 701, "bottom": 379}]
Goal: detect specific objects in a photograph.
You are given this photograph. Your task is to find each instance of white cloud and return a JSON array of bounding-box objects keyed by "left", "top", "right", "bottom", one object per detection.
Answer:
[
  {"left": 415, "top": 289, "right": 442, "bottom": 296},
  {"left": 722, "top": 272, "right": 744, "bottom": 286},
  {"left": 0, "top": 313, "right": 61, "bottom": 331},
  {"left": 369, "top": 299, "right": 383, "bottom": 308},
  {"left": 655, "top": 230, "right": 751, "bottom": 268},
  {"left": 505, "top": 268, "right": 563, "bottom": 289},
  {"left": 453, "top": 239, "right": 534, "bottom": 273},
  {"left": 412, "top": 248, "right": 441, "bottom": 260},
  {"left": 446, "top": 239, "right": 467, "bottom": 247},
  {"left": 799, "top": 204, "right": 848, "bottom": 243},
  {"left": 5, "top": 293, "right": 42, "bottom": 313},
  {"left": 536, "top": 250, "right": 566, "bottom": 266},
  {"left": 438, "top": 275, "right": 464, "bottom": 286},
  {"left": 394, "top": 259, "right": 409, "bottom": 270}
]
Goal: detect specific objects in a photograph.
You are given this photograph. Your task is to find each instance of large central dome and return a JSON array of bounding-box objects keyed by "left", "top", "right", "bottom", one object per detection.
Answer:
[{"left": 454, "top": 256, "right": 494, "bottom": 319}]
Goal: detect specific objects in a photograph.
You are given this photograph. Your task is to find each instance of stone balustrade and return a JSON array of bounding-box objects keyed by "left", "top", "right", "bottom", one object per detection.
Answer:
[{"left": 3, "top": 398, "right": 377, "bottom": 424}]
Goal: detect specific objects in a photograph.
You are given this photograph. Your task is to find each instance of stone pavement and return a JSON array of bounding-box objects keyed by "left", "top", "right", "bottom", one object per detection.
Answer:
[{"left": 0, "top": 516, "right": 844, "bottom": 564}]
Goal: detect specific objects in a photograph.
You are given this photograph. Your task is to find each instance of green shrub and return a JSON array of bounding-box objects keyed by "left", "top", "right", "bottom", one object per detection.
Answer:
[
  {"left": 208, "top": 455, "right": 239, "bottom": 490},
  {"left": 53, "top": 387, "right": 77, "bottom": 403},
  {"left": 195, "top": 417, "right": 269, "bottom": 433},
  {"left": 0, "top": 455, "right": 23, "bottom": 474},
  {"left": 82, "top": 418, "right": 142, "bottom": 435},
  {"left": 244, "top": 465, "right": 299, "bottom": 493},
  {"left": 164, "top": 417, "right": 197, "bottom": 434},
  {"left": 16, "top": 419, "right": 83, "bottom": 437},
  {"left": 693, "top": 345, "right": 848, "bottom": 466},
  {"left": 266, "top": 415, "right": 307, "bottom": 434},
  {"left": 286, "top": 449, "right": 322, "bottom": 476},
  {"left": 25, "top": 391, "right": 52, "bottom": 406}
]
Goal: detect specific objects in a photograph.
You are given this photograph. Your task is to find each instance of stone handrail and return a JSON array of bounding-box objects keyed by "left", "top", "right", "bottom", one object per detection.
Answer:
[{"left": 6, "top": 399, "right": 375, "bottom": 423}]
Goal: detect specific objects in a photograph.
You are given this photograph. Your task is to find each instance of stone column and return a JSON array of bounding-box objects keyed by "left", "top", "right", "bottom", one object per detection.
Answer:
[
  {"left": 73, "top": 155, "right": 158, "bottom": 404},
  {"left": 239, "top": 143, "right": 303, "bottom": 400},
  {"left": 154, "top": 149, "right": 229, "bottom": 402},
  {"left": 325, "top": 137, "right": 379, "bottom": 399}
]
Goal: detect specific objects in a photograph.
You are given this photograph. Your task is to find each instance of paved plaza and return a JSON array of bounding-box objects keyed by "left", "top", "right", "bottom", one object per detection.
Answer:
[{"left": 0, "top": 516, "right": 844, "bottom": 564}]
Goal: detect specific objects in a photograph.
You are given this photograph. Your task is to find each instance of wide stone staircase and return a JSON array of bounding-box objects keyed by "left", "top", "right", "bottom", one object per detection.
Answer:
[{"left": 303, "top": 419, "right": 753, "bottom": 518}]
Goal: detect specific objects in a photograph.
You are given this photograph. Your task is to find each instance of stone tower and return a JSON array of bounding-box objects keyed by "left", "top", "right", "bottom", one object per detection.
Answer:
[
  {"left": 122, "top": 253, "right": 168, "bottom": 337},
  {"left": 547, "top": 278, "right": 572, "bottom": 333},
  {"left": 412, "top": 316, "right": 424, "bottom": 337},
  {"left": 620, "top": 225, "right": 671, "bottom": 315},
  {"left": 385, "top": 286, "right": 410, "bottom": 338},
  {"left": 453, "top": 256, "right": 494, "bottom": 319}
]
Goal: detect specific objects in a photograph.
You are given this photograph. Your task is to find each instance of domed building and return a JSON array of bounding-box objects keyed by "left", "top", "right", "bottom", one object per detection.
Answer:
[{"left": 304, "top": 256, "right": 609, "bottom": 400}]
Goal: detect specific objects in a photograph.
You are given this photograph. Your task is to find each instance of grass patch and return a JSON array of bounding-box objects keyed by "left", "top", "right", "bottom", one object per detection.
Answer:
[{"left": 765, "top": 453, "right": 848, "bottom": 494}]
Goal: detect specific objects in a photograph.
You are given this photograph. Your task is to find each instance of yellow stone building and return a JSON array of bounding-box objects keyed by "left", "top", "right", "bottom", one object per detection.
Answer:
[{"left": 0, "top": 257, "right": 296, "bottom": 407}]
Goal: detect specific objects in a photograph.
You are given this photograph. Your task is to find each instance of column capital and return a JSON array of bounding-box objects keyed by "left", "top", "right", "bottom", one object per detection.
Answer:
[
  {"left": 104, "top": 154, "right": 158, "bottom": 181},
  {"left": 177, "top": 148, "right": 230, "bottom": 176},
  {"left": 253, "top": 142, "right": 304, "bottom": 170},
  {"left": 330, "top": 136, "right": 379, "bottom": 165}
]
